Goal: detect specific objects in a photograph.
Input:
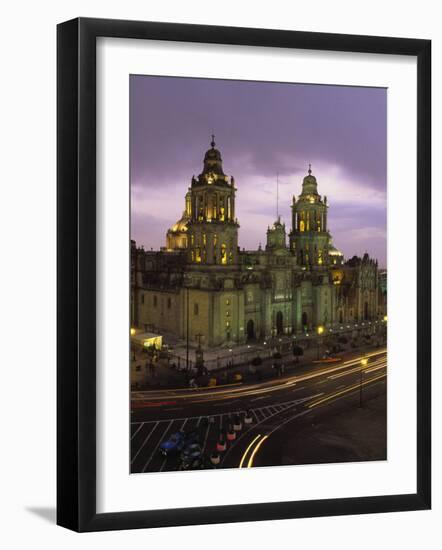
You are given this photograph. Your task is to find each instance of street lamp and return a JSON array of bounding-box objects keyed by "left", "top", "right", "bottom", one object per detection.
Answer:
[
  {"left": 359, "top": 355, "right": 368, "bottom": 407},
  {"left": 317, "top": 325, "right": 324, "bottom": 359}
]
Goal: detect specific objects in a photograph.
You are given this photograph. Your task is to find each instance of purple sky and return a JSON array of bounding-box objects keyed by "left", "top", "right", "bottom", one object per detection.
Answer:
[{"left": 130, "top": 76, "right": 387, "bottom": 268}]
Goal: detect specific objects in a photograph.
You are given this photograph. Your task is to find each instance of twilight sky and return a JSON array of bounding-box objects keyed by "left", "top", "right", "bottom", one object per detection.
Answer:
[{"left": 130, "top": 75, "right": 387, "bottom": 268}]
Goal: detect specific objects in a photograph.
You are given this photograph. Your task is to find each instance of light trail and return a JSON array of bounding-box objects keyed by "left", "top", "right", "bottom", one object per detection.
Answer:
[
  {"left": 327, "top": 358, "right": 387, "bottom": 380},
  {"left": 244, "top": 371, "right": 387, "bottom": 467},
  {"left": 131, "top": 349, "right": 387, "bottom": 405},
  {"left": 247, "top": 435, "right": 269, "bottom": 468},
  {"left": 307, "top": 373, "right": 387, "bottom": 408},
  {"left": 239, "top": 434, "right": 262, "bottom": 468}
]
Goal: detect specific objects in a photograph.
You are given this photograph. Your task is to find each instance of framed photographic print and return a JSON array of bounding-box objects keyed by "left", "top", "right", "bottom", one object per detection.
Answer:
[{"left": 57, "top": 17, "right": 431, "bottom": 532}]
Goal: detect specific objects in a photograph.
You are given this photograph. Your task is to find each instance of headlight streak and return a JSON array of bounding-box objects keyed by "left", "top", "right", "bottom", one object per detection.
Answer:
[
  {"left": 308, "top": 372, "right": 387, "bottom": 408},
  {"left": 327, "top": 358, "right": 387, "bottom": 380},
  {"left": 238, "top": 434, "right": 262, "bottom": 468},
  {"left": 132, "top": 349, "right": 387, "bottom": 404},
  {"left": 247, "top": 435, "right": 269, "bottom": 468},
  {"left": 246, "top": 370, "right": 388, "bottom": 466}
]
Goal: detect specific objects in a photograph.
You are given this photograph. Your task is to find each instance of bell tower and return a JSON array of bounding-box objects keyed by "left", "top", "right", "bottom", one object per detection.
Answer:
[
  {"left": 186, "top": 137, "right": 239, "bottom": 265},
  {"left": 289, "top": 165, "right": 330, "bottom": 268}
]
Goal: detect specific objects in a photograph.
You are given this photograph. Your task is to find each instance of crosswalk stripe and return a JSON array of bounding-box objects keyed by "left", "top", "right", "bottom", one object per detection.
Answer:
[
  {"left": 131, "top": 422, "right": 144, "bottom": 441},
  {"left": 131, "top": 422, "right": 159, "bottom": 464},
  {"left": 142, "top": 420, "right": 174, "bottom": 472}
]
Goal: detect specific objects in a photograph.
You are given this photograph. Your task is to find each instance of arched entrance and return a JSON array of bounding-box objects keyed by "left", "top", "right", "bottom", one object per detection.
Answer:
[
  {"left": 301, "top": 311, "right": 308, "bottom": 329},
  {"left": 276, "top": 311, "right": 284, "bottom": 335},
  {"left": 246, "top": 319, "right": 255, "bottom": 341},
  {"left": 364, "top": 301, "right": 369, "bottom": 320}
]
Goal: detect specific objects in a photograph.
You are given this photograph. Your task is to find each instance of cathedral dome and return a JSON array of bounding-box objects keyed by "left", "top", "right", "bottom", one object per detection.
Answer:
[
  {"left": 200, "top": 135, "right": 226, "bottom": 177},
  {"left": 168, "top": 211, "right": 190, "bottom": 233},
  {"left": 166, "top": 211, "right": 190, "bottom": 250},
  {"left": 301, "top": 164, "right": 318, "bottom": 195},
  {"left": 329, "top": 244, "right": 343, "bottom": 257},
  {"left": 204, "top": 146, "right": 222, "bottom": 162}
]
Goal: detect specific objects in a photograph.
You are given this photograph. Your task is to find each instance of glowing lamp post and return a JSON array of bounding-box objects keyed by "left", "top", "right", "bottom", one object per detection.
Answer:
[
  {"left": 317, "top": 325, "right": 324, "bottom": 360},
  {"left": 359, "top": 355, "right": 369, "bottom": 407}
]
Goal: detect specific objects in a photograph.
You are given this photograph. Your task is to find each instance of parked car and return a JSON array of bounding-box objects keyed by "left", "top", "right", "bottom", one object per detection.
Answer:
[
  {"left": 180, "top": 443, "right": 204, "bottom": 470},
  {"left": 159, "top": 429, "right": 199, "bottom": 456},
  {"left": 159, "top": 431, "right": 186, "bottom": 456},
  {"left": 179, "top": 455, "right": 206, "bottom": 470}
]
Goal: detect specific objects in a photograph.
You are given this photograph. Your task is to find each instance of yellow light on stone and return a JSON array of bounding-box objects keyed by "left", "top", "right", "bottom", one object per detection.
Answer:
[
  {"left": 361, "top": 357, "right": 368, "bottom": 367},
  {"left": 317, "top": 325, "right": 324, "bottom": 335},
  {"left": 383, "top": 315, "right": 388, "bottom": 322},
  {"left": 130, "top": 328, "right": 136, "bottom": 336}
]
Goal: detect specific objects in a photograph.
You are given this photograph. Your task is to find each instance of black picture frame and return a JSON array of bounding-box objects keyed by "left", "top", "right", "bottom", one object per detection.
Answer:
[{"left": 57, "top": 17, "right": 431, "bottom": 532}]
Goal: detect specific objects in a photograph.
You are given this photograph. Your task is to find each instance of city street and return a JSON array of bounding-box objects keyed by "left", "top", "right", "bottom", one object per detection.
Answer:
[{"left": 130, "top": 347, "right": 387, "bottom": 473}]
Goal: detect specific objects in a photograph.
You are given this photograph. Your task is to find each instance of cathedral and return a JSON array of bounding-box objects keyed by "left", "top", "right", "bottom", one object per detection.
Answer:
[{"left": 131, "top": 138, "right": 385, "bottom": 348}]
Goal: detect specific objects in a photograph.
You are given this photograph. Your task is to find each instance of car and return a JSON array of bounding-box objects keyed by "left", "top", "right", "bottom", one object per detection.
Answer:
[
  {"left": 180, "top": 442, "right": 203, "bottom": 467},
  {"left": 181, "top": 442, "right": 202, "bottom": 459},
  {"left": 159, "top": 431, "right": 186, "bottom": 456},
  {"left": 184, "top": 429, "right": 200, "bottom": 445},
  {"left": 159, "top": 429, "right": 200, "bottom": 456},
  {"left": 179, "top": 455, "right": 206, "bottom": 471}
]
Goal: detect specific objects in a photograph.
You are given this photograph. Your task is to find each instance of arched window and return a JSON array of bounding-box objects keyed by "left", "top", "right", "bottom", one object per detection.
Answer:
[
  {"left": 364, "top": 302, "right": 369, "bottom": 320},
  {"left": 221, "top": 244, "right": 227, "bottom": 265},
  {"left": 276, "top": 311, "right": 284, "bottom": 335},
  {"left": 246, "top": 319, "right": 255, "bottom": 341},
  {"left": 301, "top": 312, "right": 308, "bottom": 328}
]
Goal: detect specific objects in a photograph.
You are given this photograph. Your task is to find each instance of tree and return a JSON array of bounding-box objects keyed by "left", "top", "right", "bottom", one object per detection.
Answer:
[
  {"left": 249, "top": 355, "right": 262, "bottom": 376},
  {"left": 292, "top": 345, "right": 304, "bottom": 363}
]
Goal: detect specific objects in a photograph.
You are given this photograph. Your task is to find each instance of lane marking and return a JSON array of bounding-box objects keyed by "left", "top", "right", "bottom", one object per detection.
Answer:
[
  {"left": 159, "top": 456, "right": 168, "bottom": 472},
  {"left": 201, "top": 422, "right": 211, "bottom": 454},
  {"left": 251, "top": 410, "right": 260, "bottom": 425}
]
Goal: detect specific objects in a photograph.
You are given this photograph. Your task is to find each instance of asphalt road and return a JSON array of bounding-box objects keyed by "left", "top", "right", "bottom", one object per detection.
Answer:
[{"left": 130, "top": 347, "right": 387, "bottom": 473}]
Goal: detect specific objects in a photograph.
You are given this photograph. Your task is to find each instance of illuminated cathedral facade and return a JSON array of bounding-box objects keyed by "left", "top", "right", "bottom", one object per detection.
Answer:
[{"left": 131, "top": 138, "right": 385, "bottom": 347}]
